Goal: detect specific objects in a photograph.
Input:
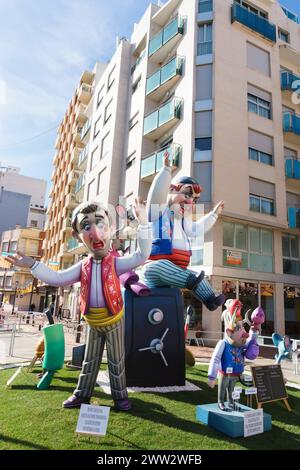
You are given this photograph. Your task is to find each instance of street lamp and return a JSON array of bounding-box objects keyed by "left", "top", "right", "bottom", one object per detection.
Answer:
[{"left": 12, "top": 280, "right": 19, "bottom": 315}]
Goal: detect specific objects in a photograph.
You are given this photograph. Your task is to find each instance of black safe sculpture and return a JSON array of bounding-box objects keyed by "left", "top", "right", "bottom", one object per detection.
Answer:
[{"left": 125, "top": 288, "right": 185, "bottom": 387}]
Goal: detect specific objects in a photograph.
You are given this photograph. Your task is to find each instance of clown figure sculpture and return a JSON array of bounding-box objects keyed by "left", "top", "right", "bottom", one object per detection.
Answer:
[
  {"left": 6, "top": 199, "right": 152, "bottom": 411},
  {"left": 140, "top": 153, "right": 225, "bottom": 311},
  {"left": 208, "top": 299, "right": 262, "bottom": 411}
]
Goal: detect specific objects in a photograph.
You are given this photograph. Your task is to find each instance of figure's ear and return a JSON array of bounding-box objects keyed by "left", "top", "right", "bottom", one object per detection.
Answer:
[
  {"left": 225, "top": 328, "right": 233, "bottom": 337},
  {"left": 115, "top": 204, "right": 127, "bottom": 219}
]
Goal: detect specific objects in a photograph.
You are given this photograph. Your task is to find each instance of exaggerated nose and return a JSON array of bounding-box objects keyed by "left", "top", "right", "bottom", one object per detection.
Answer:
[{"left": 89, "top": 224, "right": 104, "bottom": 240}]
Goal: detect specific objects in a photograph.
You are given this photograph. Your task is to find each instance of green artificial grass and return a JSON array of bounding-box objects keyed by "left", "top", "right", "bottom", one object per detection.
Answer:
[{"left": 0, "top": 365, "right": 300, "bottom": 450}]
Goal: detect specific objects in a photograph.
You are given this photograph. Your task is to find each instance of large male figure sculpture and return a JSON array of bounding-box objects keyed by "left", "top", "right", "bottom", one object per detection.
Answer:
[
  {"left": 6, "top": 200, "right": 152, "bottom": 410},
  {"left": 141, "top": 153, "right": 225, "bottom": 311}
]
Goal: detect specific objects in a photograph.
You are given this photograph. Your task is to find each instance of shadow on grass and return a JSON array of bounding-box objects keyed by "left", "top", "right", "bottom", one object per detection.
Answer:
[{"left": 0, "top": 433, "right": 50, "bottom": 450}]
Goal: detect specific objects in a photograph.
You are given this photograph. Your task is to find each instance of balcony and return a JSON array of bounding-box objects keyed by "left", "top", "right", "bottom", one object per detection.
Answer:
[
  {"left": 67, "top": 238, "right": 86, "bottom": 255},
  {"left": 75, "top": 103, "right": 88, "bottom": 124},
  {"left": 75, "top": 174, "right": 86, "bottom": 194},
  {"left": 80, "top": 119, "right": 91, "bottom": 142},
  {"left": 62, "top": 218, "right": 72, "bottom": 232},
  {"left": 78, "top": 83, "right": 92, "bottom": 105},
  {"left": 281, "top": 6, "right": 299, "bottom": 24},
  {"left": 231, "top": 3, "right": 276, "bottom": 43},
  {"left": 281, "top": 71, "right": 300, "bottom": 94},
  {"left": 141, "top": 144, "right": 181, "bottom": 182},
  {"left": 283, "top": 112, "right": 300, "bottom": 145},
  {"left": 65, "top": 193, "right": 79, "bottom": 209},
  {"left": 288, "top": 207, "right": 300, "bottom": 229},
  {"left": 146, "top": 56, "right": 184, "bottom": 101},
  {"left": 70, "top": 147, "right": 80, "bottom": 166},
  {"left": 143, "top": 98, "right": 183, "bottom": 140},
  {"left": 78, "top": 145, "right": 89, "bottom": 168},
  {"left": 73, "top": 124, "right": 84, "bottom": 146},
  {"left": 148, "top": 16, "right": 184, "bottom": 63},
  {"left": 279, "top": 44, "right": 300, "bottom": 65},
  {"left": 285, "top": 159, "right": 300, "bottom": 188}
]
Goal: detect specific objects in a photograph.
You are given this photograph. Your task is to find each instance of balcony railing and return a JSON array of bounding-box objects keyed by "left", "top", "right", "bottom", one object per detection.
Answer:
[
  {"left": 80, "top": 119, "right": 91, "bottom": 140},
  {"left": 78, "top": 146, "right": 89, "bottom": 167},
  {"left": 285, "top": 159, "right": 300, "bottom": 180},
  {"left": 283, "top": 112, "right": 300, "bottom": 138},
  {"left": 281, "top": 71, "right": 300, "bottom": 91},
  {"left": 146, "top": 56, "right": 184, "bottom": 99},
  {"left": 198, "top": 0, "right": 213, "bottom": 13},
  {"left": 75, "top": 174, "right": 85, "bottom": 193},
  {"left": 231, "top": 3, "right": 276, "bottom": 42},
  {"left": 141, "top": 144, "right": 181, "bottom": 182},
  {"left": 148, "top": 16, "right": 184, "bottom": 61},
  {"left": 78, "top": 83, "right": 92, "bottom": 105},
  {"left": 288, "top": 207, "right": 300, "bottom": 229},
  {"left": 143, "top": 98, "right": 183, "bottom": 139}
]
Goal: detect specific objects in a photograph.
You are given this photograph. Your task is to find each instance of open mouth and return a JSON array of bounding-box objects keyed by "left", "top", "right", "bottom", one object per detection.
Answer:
[{"left": 93, "top": 240, "right": 105, "bottom": 250}]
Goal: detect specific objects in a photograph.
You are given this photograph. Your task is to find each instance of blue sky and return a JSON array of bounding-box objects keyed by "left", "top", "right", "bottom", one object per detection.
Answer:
[{"left": 0, "top": 0, "right": 299, "bottom": 193}]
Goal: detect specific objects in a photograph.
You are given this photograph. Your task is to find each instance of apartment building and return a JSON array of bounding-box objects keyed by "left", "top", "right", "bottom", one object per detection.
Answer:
[
  {"left": 0, "top": 226, "right": 45, "bottom": 311},
  {"left": 55, "top": 0, "right": 300, "bottom": 337},
  {"left": 0, "top": 163, "right": 47, "bottom": 232}
]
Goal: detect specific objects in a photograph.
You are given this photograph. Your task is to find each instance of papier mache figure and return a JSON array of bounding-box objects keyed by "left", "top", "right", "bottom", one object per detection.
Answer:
[
  {"left": 140, "top": 153, "right": 225, "bottom": 311},
  {"left": 208, "top": 300, "right": 264, "bottom": 412},
  {"left": 6, "top": 199, "right": 152, "bottom": 411}
]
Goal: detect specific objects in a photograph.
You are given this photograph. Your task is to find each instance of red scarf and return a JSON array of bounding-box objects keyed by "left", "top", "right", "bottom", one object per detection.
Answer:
[{"left": 80, "top": 254, "right": 123, "bottom": 316}]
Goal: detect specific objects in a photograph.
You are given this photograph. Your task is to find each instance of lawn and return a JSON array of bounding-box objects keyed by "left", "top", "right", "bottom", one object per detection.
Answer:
[{"left": 0, "top": 365, "right": 300, "bottom": 450}]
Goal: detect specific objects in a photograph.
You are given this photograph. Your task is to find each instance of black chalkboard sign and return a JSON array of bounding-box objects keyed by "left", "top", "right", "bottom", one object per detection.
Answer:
[{"left": 251, "top": 364, "right": 291, "bottom": 411}]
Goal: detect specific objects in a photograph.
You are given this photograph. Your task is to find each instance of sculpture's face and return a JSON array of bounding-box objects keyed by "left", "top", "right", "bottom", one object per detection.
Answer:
[
  {"left": 227, "top": 320, "right": 249, "bottom": 347},
  {"left": 168, "top": 184, "right": 201, "bottom": 217},
  {"left": 75, "top": 209, "right": 111, "bottom": 259}
]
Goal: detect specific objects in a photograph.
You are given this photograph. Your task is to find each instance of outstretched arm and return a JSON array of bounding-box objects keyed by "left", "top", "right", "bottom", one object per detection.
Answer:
[
  {"left": 184, "top": 201, "right": 224, "bottom": 238},
  {"left": 146, "top": 153, "right": 172, "bottom": 221},
  {"left": 5, "top": 250, "right": 81, "bottom": 287}
]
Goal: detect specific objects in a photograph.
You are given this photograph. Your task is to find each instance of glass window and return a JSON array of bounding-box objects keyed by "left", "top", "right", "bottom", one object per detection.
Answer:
[
  {"left": 279, "top": 29, "right": 289, "bottom": 43},
  {"left": 104, "top": 100, "right": 113, "bottom": 124},
  {"left": 101, "top": 132, "right": 110, "bottom": 159},
  {"left": 195, "top": 137, "right": 212, "bottom": 151},
  {"left": 235, "top": 224, "right": 247, "bottom": 250},
  {"left": 250, "top": 227, "right": 260, "bottom": 252},
  {"left": 261, "top": 229, "right": 273, "bottom": 254},
  {"left": 2, "top": 242, "right": 9, "bottom": 252},
  {"left": 199, "top": 0, "right": 213, "bottom": 13},
  {"left": 197, "top": 23, "right": 213, "bottom": 55},
  {"left": 284, "top": 286, "right": 300, "bottom": 339},
  {"left": 10, "top": 241, "right": 18, "bottom": 251},
  {"left": 223, "top": 222, "right": 235, "bottom": 247},
  {"left": 248, "top": 94, "right": 271, "bottom": 119},
  {"left": 260, "top": 284, "right": 274, "bottom": 336}
]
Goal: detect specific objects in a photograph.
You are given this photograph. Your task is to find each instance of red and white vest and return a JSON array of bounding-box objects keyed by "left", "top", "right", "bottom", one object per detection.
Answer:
[{"left": 80, "top": 254, "right": 123, "bottom": 316}]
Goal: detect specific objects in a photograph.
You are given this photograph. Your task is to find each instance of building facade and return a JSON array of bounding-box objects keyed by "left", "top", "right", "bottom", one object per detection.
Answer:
[
  {"left": 0, "top": 226, "right": 45, "bottom": 311},
  {"left": 0, "top": 163, "right": 47, "bottom": 232},
  {"left": 49, "top": 0, "right": 300, "bottom": 337}
]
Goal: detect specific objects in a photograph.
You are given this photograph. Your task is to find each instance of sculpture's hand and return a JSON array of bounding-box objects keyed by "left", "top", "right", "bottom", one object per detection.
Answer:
[{"left": 4, "top": 250, "right": 35, "bottom": 269}]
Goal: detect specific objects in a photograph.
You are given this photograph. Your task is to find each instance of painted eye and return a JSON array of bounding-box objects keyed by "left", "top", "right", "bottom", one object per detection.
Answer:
[
  {"left": 83, "top": 223, "right": 91, "bottom": 231},
  {"left": 96, "top": 221, "right": 105, "bottom": 229}
]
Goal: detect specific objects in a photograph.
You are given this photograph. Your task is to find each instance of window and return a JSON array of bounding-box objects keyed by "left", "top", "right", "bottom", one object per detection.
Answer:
[
  {"left": 278, "top": 29, "right": 289, "bottom": 43},
  {"left": 94, "top": 116, "right": 101, "bottom": 138},
  {"left": 101, "top": 132, "right": 110, "bottom": 159},
  {"left": 196, "top": 64, "right": 212, "bottom": 100},
  {"left": 249, "top": 194, "right": 275, "bottom": 215},
  {"left": 195, "top": 111, "right": 212, "bottom": 137},
  {"left": 248, "top": 129, "right": 273, "bottom": 166},
  {"left": 90, "top": 147, "right": 98, "bottom": 171},
  {"left": 282, "top": 234, "right": 300, "bottom": 275},
  {"left": 132, "top": 76, "right": 141, "bottom": 94},
  {"left": 285, "top": 147, "right": 298, "bottom": 160},
  {"left": 10, "top": 241, "right": 18, "bottom": 251},
  {"left": 195, "top": 138, "right": 212, "bottom": 151},
  {"left": 194, "top": 162, "right": 212, "bottom": 202},
  {"left": 97, "top": 85, "right": 104, "bottom": 108},
  {"left": 284, "top": 286, "right": 300, "bottom": 338},
  {"left": 131, "top": 49, "right": 146, "bottom": 75},
  {"left": 223, "top": 221, "right": 273, "bottom": 272},
  {"left": 5, "top": 276, "right": 12, "bottom": 287},
  {"left": 104, "top": 100, "right": 113, "bottom": 124},
  {"left": 30, "top": 220, "right": 38, "bottom": 228},
  {"left": 126, "top": 151, "right": 136, "bottom": 170},
  {"left": 234, "top": 0, "right": 267, "bottom": 18},
  {"left": 198, "top": 0, "right": 213, "bottom": 13},
  {"left": 107, "top": 66, "right": 116, "bottom": 91},
  {"left": 2, "top": 242, "right": 9, "bottom": 253},
  {"left": 129, "top": 112, "right": 139, "bottom": 131},
  {"left": 197, "top": 23, "right": 212, "bottom": 56},
  {"left": 97, "top": 168, "right": 106, "bottom": 196},
  {"left": 248, "top": 94, "right": 271, "bottom": 119},
  {"left": 247, "top": 42, "right": 270, "bottom": 77},
  {"left": 87, "top": 179, "right": 96, "bottom": 200}
]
